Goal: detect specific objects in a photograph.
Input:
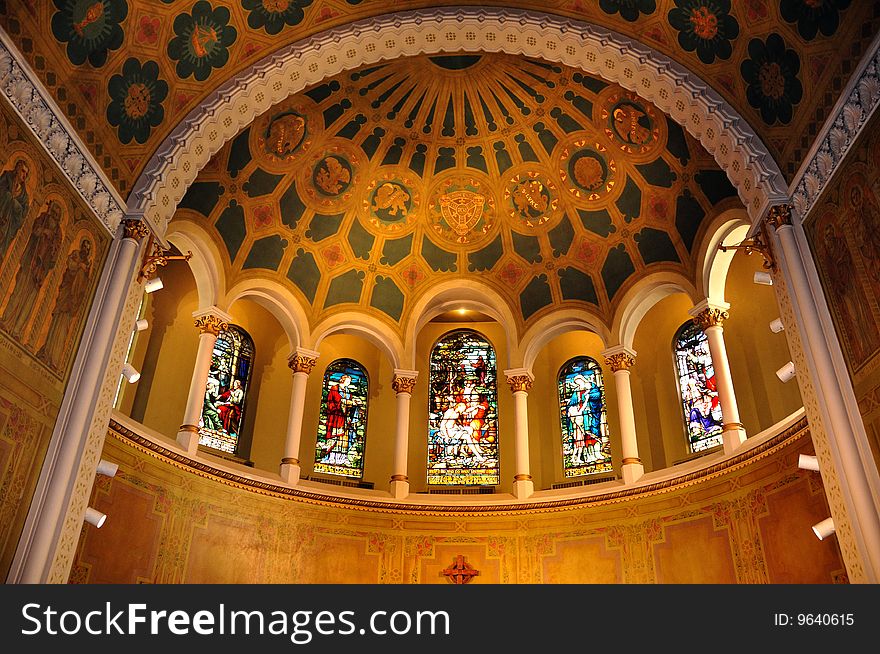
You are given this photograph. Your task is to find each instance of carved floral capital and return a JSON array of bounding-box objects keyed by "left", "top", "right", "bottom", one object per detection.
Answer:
[
  {"left": 765, "top": 204, "right": 792, "bottom": 230},
  {"left": 122, "top": 219, "right": 150, "bottom": 241},
  {"left": 194, "top": 314, "right": 228, "bottom": 336},
  {"left": 604, "top": 352, "right": 635, "bottom": 372},
  {"left": 692, "top": 307, "right": 729, "bottom": 330},
  {"left": 506, "top": 374, "right": 533, "bottom": 393},
  {"left": 289, "top": 352, "right": 318, "bottom": 374},
  {"left": 392, "top": 375, "right": 418, "bottom": 394}
]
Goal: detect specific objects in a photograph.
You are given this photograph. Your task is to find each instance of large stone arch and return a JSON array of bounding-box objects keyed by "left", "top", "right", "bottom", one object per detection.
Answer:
[{"left": 129, "top": 7, "right": 787, "bottom": 234}]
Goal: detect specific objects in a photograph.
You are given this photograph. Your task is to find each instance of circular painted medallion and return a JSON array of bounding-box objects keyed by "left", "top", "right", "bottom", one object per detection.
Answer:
[
  {"left": 601, "top": 91, "right": 662, "bottom": 156},
  {"left": 298, "top": 142, "right": 360, "bottom": 212},
  {"left": 363, "top": 173, "right": 419, "bottom": 233},
  {"left": 257, "top": 108, "right": 310, "bottom": 162},
  {"left": 428, "top": 175, "right": 496, "bottom": 246},
  {"left": 504, "top": 172, "right": 559, "bottom": 228},
  {"left": 559, "top": 141, "right": 617, "bottom": 201}
]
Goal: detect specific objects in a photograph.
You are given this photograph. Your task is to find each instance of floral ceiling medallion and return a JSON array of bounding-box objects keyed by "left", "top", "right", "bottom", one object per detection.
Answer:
[{"left": 559, "top": 142, "right": 617, "bottom": 202}]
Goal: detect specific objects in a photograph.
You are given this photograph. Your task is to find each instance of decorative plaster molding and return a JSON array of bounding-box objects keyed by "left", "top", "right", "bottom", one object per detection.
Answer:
[
  {"left": 129, "top": 7, "right": 787, "bottom": 233},
  {"left": 0, "top": 30, "right": 126, "bottom": 234},
  {"left": 790, "top": 32, "right": 880, "bottom": 222}
]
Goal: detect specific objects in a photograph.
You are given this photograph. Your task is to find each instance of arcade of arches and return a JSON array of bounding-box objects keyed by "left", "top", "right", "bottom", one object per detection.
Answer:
[{"left": 1, "top": 2, "right": 880, "bottom": 585}]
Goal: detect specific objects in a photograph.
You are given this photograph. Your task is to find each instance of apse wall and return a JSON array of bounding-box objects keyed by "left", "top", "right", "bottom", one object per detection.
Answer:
[{"left": 71, "top": 417, "right": 845, "bottom": 584}]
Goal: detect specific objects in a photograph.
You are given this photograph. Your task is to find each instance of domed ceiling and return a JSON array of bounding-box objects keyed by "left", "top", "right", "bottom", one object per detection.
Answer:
[
  {"left": 177, "top": 52, "right": 741, "bottom": 332},
  {"left": 1, "top": 1, "right": 877, "bottom": 196}
]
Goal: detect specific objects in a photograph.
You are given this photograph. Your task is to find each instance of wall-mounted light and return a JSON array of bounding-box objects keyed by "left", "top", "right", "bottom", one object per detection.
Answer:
[
  {"left": 776, "top": 361, "right": 796, "bottom": 383},
  {"left": 812, "top": 517, "right": 835, "bottom": 541},
  {"left": 769, "top": 317, "right": 785, "bottom": 333},
  {"left": 754, "top": 271, "right": 773, "bottom": 286},
  {"left": 798, "top": 454, "right": 820, "bottom": 471},
  {"left": 135, "top": 318, "right": 149, "bottom": 331},
  {"left": 144, "top": 277, "right": 164, "bottom": 294},
  {"left": 96, "top": 459, "right": 119, "bottom": 478},
  {"left": 121, "top": 363, "right": 141, "bottom": 384},
  {"left": 84, "top": 507, "right": 107, "bottom": 529}
]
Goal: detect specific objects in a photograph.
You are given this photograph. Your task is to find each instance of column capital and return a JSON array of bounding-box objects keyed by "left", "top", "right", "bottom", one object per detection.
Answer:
[
  {"left": 504, "top": 368, "right": 534, "bottom": 393},
  {"left": 689, "top": 299, "right": 730, "bottom": 329},
  {"left": 121, "top": 218, "right": 151, "bottom": 242},
  {"left": 392, "top": 369, "right": 419, "bottom": 394},
  {"left": 192, "top": 306, "right": 232, "bottom": 336},
  {"left": 765, "top": 203, "right": 793, "bottom": 231},
  {"left": 601, "top": 346, "right": 636, "bottom": 372},
  {"left": 288, "top": 347, "right": 320, "bottom": 374}
]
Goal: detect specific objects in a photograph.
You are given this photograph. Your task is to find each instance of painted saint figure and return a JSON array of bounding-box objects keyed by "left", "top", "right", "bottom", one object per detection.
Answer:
[
  {"left": 202, "top": 377, "right": 222, "bottom": 431},
  {"left": 320, "top": 374, "right": 359, "bottom": 465},
  {"left": 0, "top": 158, "right": 31, "bottom": 256},
  {"left": 1, "top": 200, "right": 62, "bottom": 340},
  {"left": 567, "top": 374, "right": 603, "bottom": 465},
  {"left": 218, "top": 378, "right": 244, "bottom": 436},
  {"left": 37, "top": 237, "right": 92, "bottom": 370}
]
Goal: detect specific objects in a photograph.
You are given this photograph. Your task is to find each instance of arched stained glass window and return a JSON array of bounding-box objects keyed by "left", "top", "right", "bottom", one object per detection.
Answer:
[
  {"left": 428, "top": 329, "right": 499, "bottom": 486},
  {"left": 674, "top": 321, "right": 723, "bottom": 452},
  {"left": 314, "top": 358, "right": 370, "bottom": 478},
  {"left": 558, "top": 357, "right": 612, "bottom": 477},
  {"left": 199, "top": 325, "right": 254, "bottom": 455}
]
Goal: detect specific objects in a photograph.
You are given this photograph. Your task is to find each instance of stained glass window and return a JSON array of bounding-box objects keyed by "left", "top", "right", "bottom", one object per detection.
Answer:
[
  {"left": 198, "top": 325, "right": 254, "bottom": 455},
  {"left": 674, "top": 321, "right": 723, "bottom": 452},
  {"left": 558, "top": 357, "right": 612, "bottom": 477},
  {"left": 313, "top": 358, "right": 370, "bottom": 478},
  {"left": 428, "top": 329, "right": 499, "bottom": 486}
]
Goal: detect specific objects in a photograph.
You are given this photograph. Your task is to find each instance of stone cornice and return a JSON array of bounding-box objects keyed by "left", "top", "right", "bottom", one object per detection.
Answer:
[
  {"left": 0, "top": 29, "right": 126, "bottom": 234},
  {"left": 129, "top": 7, "right": 786, "bottom": 233}
]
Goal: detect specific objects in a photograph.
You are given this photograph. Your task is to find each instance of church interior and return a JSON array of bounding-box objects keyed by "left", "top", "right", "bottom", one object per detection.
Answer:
[{"left": 1, "top": 0, "right": 880, "bottom": 584}]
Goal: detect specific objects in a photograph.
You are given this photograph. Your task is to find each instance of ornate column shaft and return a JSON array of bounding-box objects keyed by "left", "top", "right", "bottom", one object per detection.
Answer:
[
  {"left": 689, "top": 300, "right": 746, "bottom": 454},
  {"left": 13, "top": 219, "right": 150, "bottom": 583},
  {"left": 280, "top": 348, "right": 320, "bottom": 485},
  {"left": 504, "top": 368, "right": 534, "bottom": 499},
  {"left": 390, "top": 369, "right": 418, "bottom": 499},
  {"left": 176, "top": 308, "right": 232, "bottom": 454},
  {"left": 602, "top": 347, "right": 643, "bottom": 484},
  {"left": 767, "top": 204, "right": 880, "bottom": 581}
]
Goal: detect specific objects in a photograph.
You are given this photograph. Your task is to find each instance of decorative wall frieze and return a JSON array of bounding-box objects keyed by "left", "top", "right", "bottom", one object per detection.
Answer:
[
  {"left": 0, "top": 31, "right": 126, "bottom": 235},
  {"left": 790, "top": 33, "right": 880, "bottom": 222},
  {"left": 129, "top": 7, "right": 787, "bottom": 233}
]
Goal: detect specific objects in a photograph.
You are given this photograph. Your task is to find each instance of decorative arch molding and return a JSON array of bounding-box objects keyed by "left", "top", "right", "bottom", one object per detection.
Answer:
[
  {"left": 611, "top": 271, "right": 698, "bottom": 350},
  {"left": 694, "top": 208, "right": 751, "bottom": 304},
  {"left": 130, "top": 7, "right": 787, "bottom": 234},
  {"left": 404, "top": 278, "right": 521, "bottom": 368},
  {"left": 520, "top": 310, "right": 611, "bottom": 371},
  {"left": 165, "top": 220, "right": 227, "bottom": 311},
  {"left": 312, "top": 313, "right": 404, "bottom": 371},
  {"left": 224, "top": 278, "right": 308, "bottom": 351}
]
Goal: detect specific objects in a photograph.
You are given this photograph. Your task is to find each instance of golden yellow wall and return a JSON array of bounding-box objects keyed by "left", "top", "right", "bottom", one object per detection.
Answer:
[
  {"left": 0, "top": 99, "right": 110, "bottom": 578},
  {"left": 71, "top": 418, "right": 845, "bottom": 584}
]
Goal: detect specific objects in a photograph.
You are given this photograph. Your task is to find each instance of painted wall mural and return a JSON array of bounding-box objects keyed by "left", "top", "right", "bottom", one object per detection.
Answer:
[
  {"left": 0, "top": 97, "right": 110, "bottom": 579},
  {"left": 1, "top": 1, "right": 876, "bottom": 193},
  {"left": 804, "top": 106, "right": 880, "bottom": 469}
]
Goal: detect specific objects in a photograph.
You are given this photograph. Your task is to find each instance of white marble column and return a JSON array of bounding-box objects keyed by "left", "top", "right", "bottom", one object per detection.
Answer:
[
  {"left": 504, "top": 368, "right": 534, "bottom": 499},
  {"left": 176, "top": 307, "right": 232, "bottom": 455},
  {"left": 767, "top": 205, "right": 880, "bottom": 581},
  {"left": 688, "top": 300, "right": 747, "bottom": 454},
  {"left": 602, "top": 347, "right": 644, "bottom": 484},
  {"left": 280, "top": 347, "right": 320, "bottom": 484},
  {"left": 13, "top": 219, "right": 150, "bottom": 583},
  {"left": 390, "top": 369, "right": 418, "bottom": 499}
]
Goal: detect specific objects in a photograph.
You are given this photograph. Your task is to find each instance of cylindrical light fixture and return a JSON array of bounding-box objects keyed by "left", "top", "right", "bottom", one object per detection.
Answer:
[
  {"left": 776, "top": 361, "right": 796, "bottom": 383},
  {"left": 812, "top": 517, "right": 835, "bottom": 540},
  {"left": 135, "top": 318, "right": 149, "bottom": 331},
  {"left": 769, "top": 317, "right": 785, "bottom": 333},
  {"left": 121, "top": 362, "right": 141, "bottom": 383},
  {"left": 144, "top": 277, "right": 164, "bottom": 293},
  {"left": 754, "top": 271, "right": 773, "bottom": 286},
  {"left": 84, "top": 507, "right": 107, "bottom": 529},
  {"left": 96, "top": 459, "right": 119, "bottom": 477},
  {"left": 798, "top": 454, "right": 820, "bottom": 471}
]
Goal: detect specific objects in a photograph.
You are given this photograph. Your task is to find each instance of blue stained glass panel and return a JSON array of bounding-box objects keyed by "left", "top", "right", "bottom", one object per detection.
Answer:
[
  {"left": 314, "top": 359, "right": 370, "bottom": 478},
  {"left": 558, "top": 357, "right": 612, "bottom": 477},
  {"left": 675, "top": 321, "right": 723, "bottom": 452}
]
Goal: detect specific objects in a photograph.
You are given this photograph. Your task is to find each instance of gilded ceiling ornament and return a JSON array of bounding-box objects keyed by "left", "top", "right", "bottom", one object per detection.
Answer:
[
  {"left": 313, "top": 154, "right": 352, "bottom": 196},
  {"left": 692, "top": 307, "right": 729, "bottom": 329},
  {"left": 600, "top": 91, "right": 662, "bottom": 156},
  {"left": 558, "top": 141, "right": 617, "bottom": 202},
  {"left": 504, "top": 172, "right": 558, "bottom": 227},
  {"left": 428, "top": 175, "right": 495, "bottom": 245},
  {"left": 261, "top": 110, "right": 307, "bottom": 159},
  {"left": 194, "top": 314, "right": 228, "bottom": 336},
  {"left": 363, "top": 173, "right": 419, "bottom": 233}
]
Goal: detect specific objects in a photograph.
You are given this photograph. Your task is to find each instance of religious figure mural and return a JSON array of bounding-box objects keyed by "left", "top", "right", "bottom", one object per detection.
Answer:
[
  {"left": 428, "top": 330, "right": 499, "bottom": 486},
  {"left": 313, "top": 359, "right": 370, "bottom": 479},
  {"left": 558, "top": 357, "right": 612, "bottom": 476},
  {"left": 0, "top": 157, "right": 32, "bottom": 257},
  {"left": 197, "top": 325, "right": 254, "bottom": 455}
]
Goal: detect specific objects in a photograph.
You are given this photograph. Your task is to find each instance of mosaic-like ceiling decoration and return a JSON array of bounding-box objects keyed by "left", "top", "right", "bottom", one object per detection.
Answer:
[
  {"left": 0, "top": 1, "right": 876, "bottom": 196},
  {"left": 177, "top": 53, "right": 741, "bottom": 331}
]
